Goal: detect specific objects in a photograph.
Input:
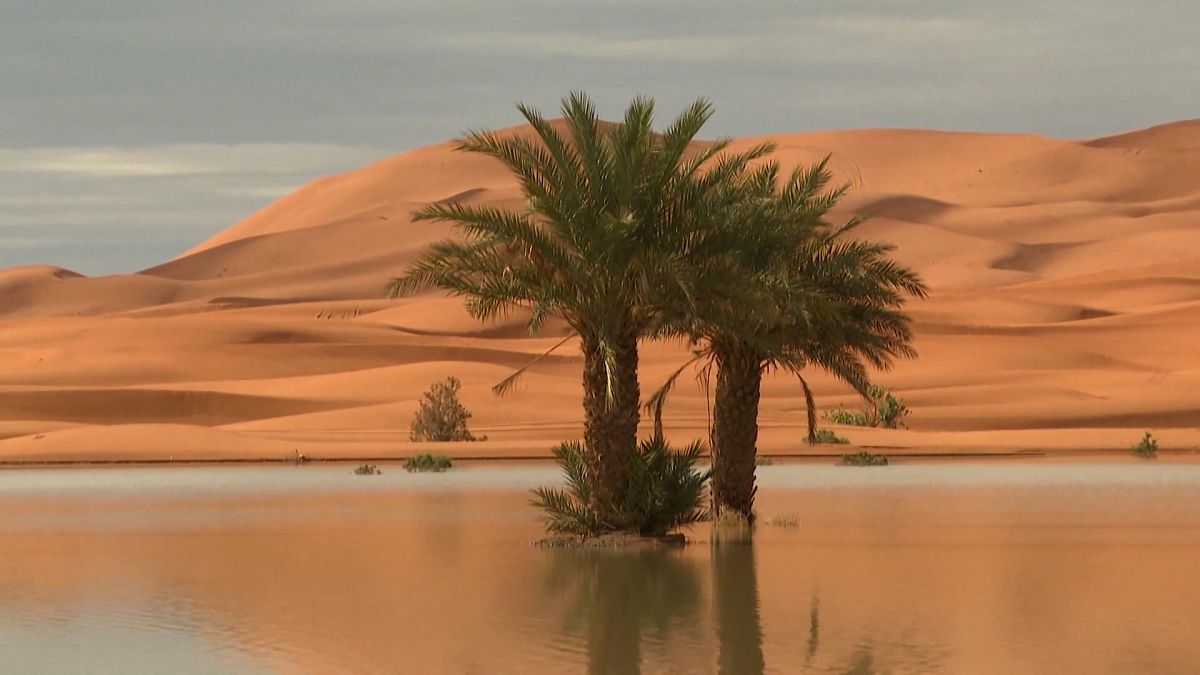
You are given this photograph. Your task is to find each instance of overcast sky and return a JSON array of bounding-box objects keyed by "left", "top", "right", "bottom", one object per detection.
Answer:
[{"left": 1, "top": 0, "right": 1195, "bottom": 273}]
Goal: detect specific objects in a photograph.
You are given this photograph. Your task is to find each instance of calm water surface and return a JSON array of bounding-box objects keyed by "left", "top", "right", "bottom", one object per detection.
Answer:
[{"left": 1, "top": 460, "right": 1199, "bottom": 674}]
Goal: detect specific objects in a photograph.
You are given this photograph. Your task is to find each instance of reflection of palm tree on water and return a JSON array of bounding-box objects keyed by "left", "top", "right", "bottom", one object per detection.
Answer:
[
  {"left": 545, "top": 542, "right": 903, "bottom": 674},
  {"left": 546, "top": 548, "right": 702, "bottom": 674},
  {"left": 712, "top": 542, "right": 766, "bottom": 675},
  {"left": 544, "top": 542, "right": 771, "bottom": 674}
]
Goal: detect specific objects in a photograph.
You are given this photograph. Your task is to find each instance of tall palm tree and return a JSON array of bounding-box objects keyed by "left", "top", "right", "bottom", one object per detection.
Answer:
[
  {"left": 649, "top": 160, "right": 928, "bottom": 520},
  {"left": 712, "top": 164, "right": 927, "bottom": 519},
  {"left": 389, "top": 92, "right": 771, "bottom": 523}
]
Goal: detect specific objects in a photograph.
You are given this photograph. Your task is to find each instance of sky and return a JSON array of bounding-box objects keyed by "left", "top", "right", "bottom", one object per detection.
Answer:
[{"left": 1, "top": 0, "right": 1196, "bottom": 273}]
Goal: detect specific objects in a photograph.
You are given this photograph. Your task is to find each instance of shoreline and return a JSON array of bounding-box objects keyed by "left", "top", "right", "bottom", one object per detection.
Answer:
[{"left": 6, "top": 447, "right": 1200, "bottom": 469}]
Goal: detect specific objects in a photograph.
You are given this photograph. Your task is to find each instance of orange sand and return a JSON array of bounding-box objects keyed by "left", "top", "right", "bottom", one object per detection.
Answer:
[{"left": 2, "top": 120, "right": 1199, "bottom": 462}]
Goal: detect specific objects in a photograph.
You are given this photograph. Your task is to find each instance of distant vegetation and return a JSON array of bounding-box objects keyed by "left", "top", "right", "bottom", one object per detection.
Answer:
[
  {"left": 824, "top": 407, "right": 870, "bottom": 427},
  {"left": 352, "top": 464, "right": 382, "bottom": 475},
  {"left": 812, "top": 429, "right": 850, "bottom": 445},
  {"left": 404, "top": 453, "right": 453, "bottom": 472},
  {"left": 755, "top": 456, "right": 775, "bottom": 466},
  {"left": 823, "top": 385, "right": 910, "bottom": 430},
  {"left": 391, "top": 92, "right": 923, "bottom": 537},
  {"left": 839, "top": 451, "right": 889, "bottom": 466},
  {"left": 1131, "top": 431, "right": 1158, "bottom": 458},
  {"left": 410, "top": 377, "right": 485, "bottom": 442}
]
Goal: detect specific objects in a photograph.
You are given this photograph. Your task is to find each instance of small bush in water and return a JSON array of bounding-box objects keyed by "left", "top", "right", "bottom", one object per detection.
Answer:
[
  {"left": 532, "top": 437, "right": 710, "bottom": 537},
  {"left": 1131, "top": 431, "right": 1158, "bottom": 458},
  {"left": 404, "top": 453, "right": 453, "bottom": 472},
  {"left": 353, "top": 464, "right": 382, "bottom": 475},
  {"left": 812, "top": 429, "right": 850, "bottom": 445},
  {"left": 839, "top": 451, "right": 889, "bottom": 466},
  {"left": 766, "top": 513, "right": 800, "bottom": 528},
  {"left": 410, "top": 377, "right": 485, "bottom": 442}
]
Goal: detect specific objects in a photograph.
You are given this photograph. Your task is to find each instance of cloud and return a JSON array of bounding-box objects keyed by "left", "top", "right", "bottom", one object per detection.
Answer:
[
  {"left": 436, "top": 32, "right": 751, "bottom": 62},
  {"left": 0, "top": 144, "right": 380, "bottom": 178},
  {"left": 0, "top": 0, "right": 1197, "bottom": 273}
]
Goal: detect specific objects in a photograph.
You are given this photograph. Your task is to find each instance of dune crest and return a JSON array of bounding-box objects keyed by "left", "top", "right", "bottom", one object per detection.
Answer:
[{"left": 2, "top": 120, "right": 1199, "bottom": 461}]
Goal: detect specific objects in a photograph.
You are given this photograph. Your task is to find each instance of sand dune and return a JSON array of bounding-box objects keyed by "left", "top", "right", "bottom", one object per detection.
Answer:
[{"left": 2, "top": 119, "right": 1199, "bottom": 461}]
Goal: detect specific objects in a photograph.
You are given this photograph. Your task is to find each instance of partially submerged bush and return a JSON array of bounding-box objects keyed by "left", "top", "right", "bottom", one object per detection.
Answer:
[
  {"left": 404, "top": 453, "right": 453, "bottom": 472},
  {"left": 532, "top": 437, "right": 710, "bottom": 537},
  {"left": 1131, "top": 431, "right": 1158, "bottom": 458},
  {"left": 812, "top": 428, "right": 850, "bottom": 445},
  {"left": 766, "top": 513, "right": 800, "bottom": 528},
  {"left": 353, "top": 464, "right": 382, "bottom": 475},
  {"left": 410, "top": 377, "right": 485, "bottom": 442},
  {"left": 839, "top": 451, "right": 888, "bottom": 466},
  {"left": 821, "top": 385, "right": 909, "bottom": 430}
]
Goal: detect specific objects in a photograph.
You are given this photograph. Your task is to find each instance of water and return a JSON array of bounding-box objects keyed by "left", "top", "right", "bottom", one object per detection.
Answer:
[{"left": 1, "top": 460, "right": 1198, "bottom": 674}]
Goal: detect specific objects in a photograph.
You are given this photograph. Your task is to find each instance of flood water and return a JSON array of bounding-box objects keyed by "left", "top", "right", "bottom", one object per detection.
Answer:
[{"left": 1, "top": 460, "right": 1198, "bottom": 674}]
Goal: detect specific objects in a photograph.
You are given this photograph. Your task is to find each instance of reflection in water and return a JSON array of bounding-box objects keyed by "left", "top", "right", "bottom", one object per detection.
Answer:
[
  {"left": 546, "top": 548, "right": 701, "bottom": 674},
  {"left": 2, "top": 463, "right": 1200, "bottom": 672},
  {"left": 842, "top": 643, "right": 876, "bottom": 675},
  {"left": 712, "top": 542, "right": 765, "bottom": 675},
  {"left": 806, "top": 596, "right": 820, "bottom": 666}
]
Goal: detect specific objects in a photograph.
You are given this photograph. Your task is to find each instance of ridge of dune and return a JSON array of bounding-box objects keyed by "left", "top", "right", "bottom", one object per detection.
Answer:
[
  {"left": 1084, "top": 118, "right": 1200, "bottom": 149},
  {"left": 2, "top": 118, "right": 1199, "bottom": 461}
]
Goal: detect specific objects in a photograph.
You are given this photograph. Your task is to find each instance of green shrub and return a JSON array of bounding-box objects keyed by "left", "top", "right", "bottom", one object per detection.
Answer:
[
  {"left": 352, "top": 464, "right": 382, "bottom": 475},
  {"left": 812, "top": 428, "right": 850, "bottom": 445},
  {"left": 822, "top": 385, "right": 909, "bottom": 430},
  {"left": 532, "top": 437, "right": 710, "bottom": 537},
  {"left": 404, "top": 453, "right": 453, "bottom": 472},
  {"left": 823, "top": 407, "right": 871, "bottom": 427},
  {"left": 410, "top": 377, "right": 485, "bottom": 442},
  {"left": 1131, "top": 431, "right": 1158, "bottom": 458},
  {"left": 755, "top": 455, "right": 775, "bottom": 466},
  {"left": 839, "top": 451, "right": 888, "bottom": 466},
  {"left": 872, "top": 385, "right": 910, "bottom": 430}
]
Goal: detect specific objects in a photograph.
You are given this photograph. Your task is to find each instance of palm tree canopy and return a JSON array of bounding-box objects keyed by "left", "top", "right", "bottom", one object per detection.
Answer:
[
  {"left": 389, "top": 92, "right": 778, "bottom": 398},
  {"left": 647, "top": 158, "right": 929, "bottom": 418}
]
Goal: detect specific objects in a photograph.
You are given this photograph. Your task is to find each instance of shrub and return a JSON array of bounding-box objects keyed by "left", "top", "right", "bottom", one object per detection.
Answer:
[
  {"left": 872, "top": 385, "right": 910, "bottom": 430},
  {"left": 352, "top": 464, "right": 382, "bottom": 475},
  {"left": 839, "top": 451, "right": 888, "bottom": 466},
  {"left": 766, "top": 513, "right": 800, "bottom": 528},
  {"left": 1131, "top": 431, "right": 1158, "bottom": 458},
  {"left": 812, "top": 429, "right": 850, "bottom": 445},
  {"left": 410, "top": 377, "right": 485, "bottom": 442},
  {"left": 755, "top": 455, "right": 775, "bottom": 466},
  {"left": 532, "top": 437, "right": 710, "bottom": 537},
  {"left": 404, "top": 453, "right": 453, "bottom": 472},
  {"left": 823, "top": 407, "right": 871, "bottom": 427},
  {"left": 821, "top": 385, "right": 909, "bottom": 430}
]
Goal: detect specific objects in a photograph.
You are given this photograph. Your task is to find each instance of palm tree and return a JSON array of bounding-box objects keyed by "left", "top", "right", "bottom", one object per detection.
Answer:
[
  {"left": 389, "top": 92, "right": 771, "bottom": 524},
  {"left": 650, "top": 160, "right": 928, "bottom": 520}
]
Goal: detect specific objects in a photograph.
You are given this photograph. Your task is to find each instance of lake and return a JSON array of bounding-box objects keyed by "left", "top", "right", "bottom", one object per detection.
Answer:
[{"left": 1, "top": 460, "right": 1198, "bottom": 674}]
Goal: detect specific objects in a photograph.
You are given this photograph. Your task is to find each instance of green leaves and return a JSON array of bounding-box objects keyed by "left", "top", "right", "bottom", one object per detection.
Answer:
[{"left": 532, "top": 437, "right": 711, "bottom": 537}]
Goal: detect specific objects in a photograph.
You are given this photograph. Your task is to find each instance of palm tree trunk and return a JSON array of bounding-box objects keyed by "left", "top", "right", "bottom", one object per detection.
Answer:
[
  {"left": 711, "top": 339, "right": 762, "bottom": 521},
  {"left": 799, "top": 375, "right": 817, "bottom": 444},
  {"left": 580, "top": 326, "right": 640, "bottom": 522}
]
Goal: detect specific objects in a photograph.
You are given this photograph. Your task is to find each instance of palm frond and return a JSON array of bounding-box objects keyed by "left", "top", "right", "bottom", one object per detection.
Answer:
[{"left": 492, "top": 332, "right": 578, "bottom": 397}]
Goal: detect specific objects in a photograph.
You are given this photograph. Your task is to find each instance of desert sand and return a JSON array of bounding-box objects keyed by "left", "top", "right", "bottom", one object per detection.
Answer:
[{"left": 2, "top": 119, "right": 1199, "bottom": 462}]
